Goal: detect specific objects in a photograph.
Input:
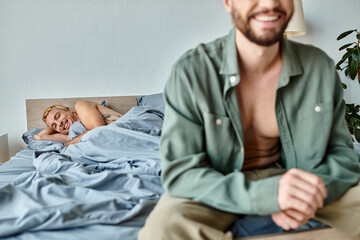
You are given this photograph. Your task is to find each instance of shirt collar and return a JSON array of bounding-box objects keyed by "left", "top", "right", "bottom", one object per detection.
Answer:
[
  {"left": 219, "top": 27, "right": 303, "bottom": 89},
  {"left": 220, "top": 28, "right": 239, "bottom": 77},
  {"left": 278, "top": 38, "right": 303, "bottom": 88}
]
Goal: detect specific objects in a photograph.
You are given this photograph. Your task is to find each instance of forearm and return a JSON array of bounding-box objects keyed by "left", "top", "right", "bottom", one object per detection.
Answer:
[
  {"left": 162, "top": 159, "right": 281, "bottom": 215},
  {"left": 34, "top": 128, "right": 69, "bottom": 142}
]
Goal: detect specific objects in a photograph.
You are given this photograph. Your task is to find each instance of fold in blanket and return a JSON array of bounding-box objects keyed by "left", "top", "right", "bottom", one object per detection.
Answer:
[{"left": 0, "top": 106, "right": 164, "bottom": 239}]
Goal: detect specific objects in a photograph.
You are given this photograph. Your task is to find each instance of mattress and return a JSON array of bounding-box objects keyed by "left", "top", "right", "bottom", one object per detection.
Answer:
[
  {"left": 0, "top": 106, "right": 164, "bottom": 240},
  {"left": 0, "top": 148, "right": 35, "bottom": 187}
]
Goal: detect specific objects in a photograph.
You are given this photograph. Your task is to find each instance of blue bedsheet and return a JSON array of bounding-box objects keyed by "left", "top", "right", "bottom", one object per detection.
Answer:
[
  {"left": 0, "top": 106, "right": 164, "bottom": 239},
  {"left": 0, "top": 148, "right": 35, "bottom": 187}
]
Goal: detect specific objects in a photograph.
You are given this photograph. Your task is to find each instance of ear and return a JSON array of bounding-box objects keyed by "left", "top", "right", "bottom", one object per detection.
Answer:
[{"left": 223, "top": 0, "right": 232, "bottom": 13}]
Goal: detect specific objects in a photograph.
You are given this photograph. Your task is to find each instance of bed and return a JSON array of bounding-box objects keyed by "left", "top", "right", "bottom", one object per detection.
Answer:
[
  {"left": 0, "top": 94, "right": 165, "bottom": 240},
  {"left": 1, "top": 94, "right": 359, "bottom": 240}
]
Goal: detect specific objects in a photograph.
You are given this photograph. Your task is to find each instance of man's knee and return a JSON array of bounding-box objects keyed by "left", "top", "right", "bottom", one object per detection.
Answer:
[
  {"left": 138, "top": 194, "right": 189, "bottom": 240},
  {"left": 138, "top": 194, "right": 237, "bottom": 240}
]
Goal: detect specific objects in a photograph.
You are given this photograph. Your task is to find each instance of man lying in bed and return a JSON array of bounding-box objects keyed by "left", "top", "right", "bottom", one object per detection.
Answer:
[{"left": 34, "top": 101, "right": 122, "bottom": 146}]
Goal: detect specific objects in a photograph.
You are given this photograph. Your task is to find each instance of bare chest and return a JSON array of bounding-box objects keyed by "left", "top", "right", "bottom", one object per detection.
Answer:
[
  {"left": 236, "top": 72, "right": 282, "bottom": 169},
  {"left": 236, "top": 76, "right": 280, "bottom": 138}
]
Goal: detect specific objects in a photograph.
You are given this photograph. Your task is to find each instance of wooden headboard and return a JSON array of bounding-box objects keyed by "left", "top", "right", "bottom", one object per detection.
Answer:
[{"left": 26, "top": 96, "right": 140, "bottom": 130}]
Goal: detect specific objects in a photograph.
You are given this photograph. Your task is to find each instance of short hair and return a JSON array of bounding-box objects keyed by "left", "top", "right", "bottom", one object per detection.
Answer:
[{"left": 42, "top": 104, "right": 69, "bottom": 124}]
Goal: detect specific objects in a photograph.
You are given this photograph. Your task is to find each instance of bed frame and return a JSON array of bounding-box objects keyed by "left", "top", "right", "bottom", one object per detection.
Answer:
[{"left": 26, "top": 95, "right": 140, "bottom": 130}]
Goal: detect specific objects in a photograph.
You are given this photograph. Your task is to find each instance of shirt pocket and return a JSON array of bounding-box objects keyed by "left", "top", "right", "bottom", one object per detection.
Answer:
[
  {"left": 296, "top": 101, "right": 333, "bottom": 162},
  {"left": 299, "top": 101, "right": 333, "bottom": 120},
  {"left": 203, "top": 111, "right": 235, "bottom": 173}
]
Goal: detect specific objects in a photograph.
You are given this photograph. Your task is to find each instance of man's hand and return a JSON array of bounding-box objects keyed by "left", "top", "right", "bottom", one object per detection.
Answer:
[
  {"left": 63, "top": 130, "right": 90, "bottom": 147},
  {"left": 272, "top": 168, "right": 327, "bottom": 230},
  {"left": 272, "top": 210, "right": 309, "bottom": 230},
  {"left": 64, "top": 138, "right": 77, "bottom": 147}
]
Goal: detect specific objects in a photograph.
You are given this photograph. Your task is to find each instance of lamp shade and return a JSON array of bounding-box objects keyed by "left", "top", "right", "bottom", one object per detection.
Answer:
[{"left": 285, "top": 0, "right": 306, "bottom": 37}]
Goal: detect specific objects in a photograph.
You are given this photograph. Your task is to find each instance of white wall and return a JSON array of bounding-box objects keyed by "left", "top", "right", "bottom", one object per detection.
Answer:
[
  {"left": 0, "top": 0, "right": 359, "bottom": 157},
  {"left": 0, "top": 0, "right": 232, "bottom": 156},
  {"left": 296, "top": 0, "right": 360, "bottom": 104}
]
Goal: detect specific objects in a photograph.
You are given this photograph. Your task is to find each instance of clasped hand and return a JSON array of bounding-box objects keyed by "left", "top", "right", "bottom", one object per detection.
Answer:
[{"left": 271, "top": 168, "right": 327, "bottom": 230}]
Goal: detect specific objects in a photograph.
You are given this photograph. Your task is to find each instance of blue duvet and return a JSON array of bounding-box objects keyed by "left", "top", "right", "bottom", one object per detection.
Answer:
[{"left": 0, "top": 107, "right": 164, "bottom": 240}]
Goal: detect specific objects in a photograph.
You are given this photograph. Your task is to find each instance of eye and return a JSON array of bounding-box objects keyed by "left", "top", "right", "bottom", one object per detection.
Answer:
[
  {"left": 51, "top": 123, "right": 57, "bottom": 130},
  {"left": 55, "top": 112, "right": 60, "bottom": 120}
]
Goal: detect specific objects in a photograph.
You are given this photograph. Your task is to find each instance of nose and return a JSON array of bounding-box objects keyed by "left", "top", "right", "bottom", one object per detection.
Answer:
[
  {"left": 54, "top": 119, "right": 63, "bottom": 130},
  {"left": 258, "top": 0, "right": 280, "bottom": 9}
]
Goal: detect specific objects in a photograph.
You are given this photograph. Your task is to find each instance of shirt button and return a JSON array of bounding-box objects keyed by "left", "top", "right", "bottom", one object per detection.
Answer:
[
  {"left": 314, "top": 106, "right": 322, "bottom": 112},
  {"left": 229, "top": 75, "right": 237, "bottom": 84},
  {"left": 216, "top": 118, "right": 222, "bottom": 125}
]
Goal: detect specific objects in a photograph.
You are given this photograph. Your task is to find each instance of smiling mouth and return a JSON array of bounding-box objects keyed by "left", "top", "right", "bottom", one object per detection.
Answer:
[
  {"left": 64, "top": 120, "right": 70, "bottom": 130},
  {"left": 254, "top": 15, "right": 280, "bottom": 22}
]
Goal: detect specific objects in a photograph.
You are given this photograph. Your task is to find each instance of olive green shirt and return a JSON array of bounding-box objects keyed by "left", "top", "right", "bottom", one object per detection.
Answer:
[{"left": 160, "top": 28, "right": 360, "bottom": 215}]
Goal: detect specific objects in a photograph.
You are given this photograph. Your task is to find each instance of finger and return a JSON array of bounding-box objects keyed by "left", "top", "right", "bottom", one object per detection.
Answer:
[
  {"left": 289, "top": 171, "right": 326, "bottom": 200},
  {"left": 278, "top": 179, "right": 318, "bottom": 213},
  {"left": 289, "top": 169, "right": 327, "bottom": 199},
  {"left": 289, "top": 184, "right": 323, "bottom": 209},
  {"left": 272, "top": 212, "right": 302, "bottom": 230},
  {"left": 282, "top": 170, "right": 326, "bottom": 208},
  {"left": 271, "top": 213, "right": 290, "bottom": 230},
  {"left": 287, "top": 186, "right": 318, "bottom": 211},
  {"left": 282, "top": 196, "right": 315, "bottom": 216},
  {"left": 293, "top": 179, "right": 326, "bottom": 208},
  {"left": 285, "top": 209, "right": 310, "bottom": 224}
]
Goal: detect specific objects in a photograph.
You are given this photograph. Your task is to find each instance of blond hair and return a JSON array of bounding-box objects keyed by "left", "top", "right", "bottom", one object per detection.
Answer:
[{"left": 42, "top": 104, "right": 69, "bottom": 124}]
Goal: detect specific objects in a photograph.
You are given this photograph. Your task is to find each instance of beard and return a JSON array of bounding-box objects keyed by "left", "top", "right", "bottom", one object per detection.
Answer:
[{"left": 231, "top": 7, "right": 292, "bottom": 46}]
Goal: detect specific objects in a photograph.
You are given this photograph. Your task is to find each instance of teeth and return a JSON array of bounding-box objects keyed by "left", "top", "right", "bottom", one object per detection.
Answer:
[{"left": 255, "top": 15, "right": 278, "bottom": 21}]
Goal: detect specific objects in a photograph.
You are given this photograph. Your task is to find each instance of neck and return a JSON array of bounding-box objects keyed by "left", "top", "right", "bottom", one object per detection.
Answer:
[
  {"left": 235, "top": 29, "right": 281, "bottom": 75},
  {"left": 74, "top": 113, "right": 81, "bottom": 122}
]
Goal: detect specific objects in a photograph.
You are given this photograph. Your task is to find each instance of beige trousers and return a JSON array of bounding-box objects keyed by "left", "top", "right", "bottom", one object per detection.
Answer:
[{"left": 138, "top": 168, "right": 360, "bottom": 240}]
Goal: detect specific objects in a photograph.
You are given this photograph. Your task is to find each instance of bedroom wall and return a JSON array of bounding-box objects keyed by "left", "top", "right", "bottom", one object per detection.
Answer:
[
  {"left": 0, "top": 0, "right": 359, "bottom": 157},
  {"left": 293, "top": 0, "right": 360, "bottom": 105}
]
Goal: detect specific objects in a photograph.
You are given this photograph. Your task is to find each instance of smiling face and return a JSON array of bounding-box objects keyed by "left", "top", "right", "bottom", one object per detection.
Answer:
[
  {"left": 225, "top": 0, "right": 293, "bottom": 46},
  {"left": 45, "top": 108, "right": 79, "bottom": 133}
]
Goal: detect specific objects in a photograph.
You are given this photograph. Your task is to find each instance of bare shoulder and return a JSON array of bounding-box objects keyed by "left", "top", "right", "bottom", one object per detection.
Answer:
[
  {"left": 75, "top": 100, "right": 97, "bottom": 110},
  {"left": 75, "top": 100, "right": 122, "bottom": 125}
]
